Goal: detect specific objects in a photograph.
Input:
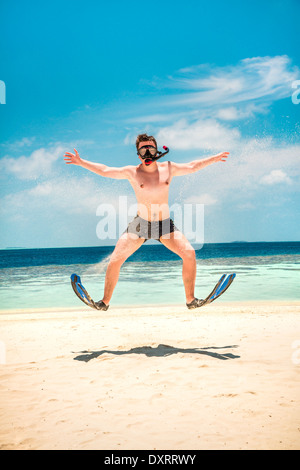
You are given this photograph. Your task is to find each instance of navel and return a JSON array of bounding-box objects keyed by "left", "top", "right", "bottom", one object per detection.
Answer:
[
  {"left": 140, "top": 183, "right": 144, "bottom": 188},
  {"left": 165, "top": 181, "right": 169, "bottom": 185}
]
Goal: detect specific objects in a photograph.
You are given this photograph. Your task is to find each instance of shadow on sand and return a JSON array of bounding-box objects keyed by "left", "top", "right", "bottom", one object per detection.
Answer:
[{"left": 73, "top": 344, "right": 240, "bottom": 363}]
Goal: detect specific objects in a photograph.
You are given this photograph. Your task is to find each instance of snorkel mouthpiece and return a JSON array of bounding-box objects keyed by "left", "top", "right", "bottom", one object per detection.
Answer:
[{"left": 142, "top": 148, "right": 154, "bottom": 165}]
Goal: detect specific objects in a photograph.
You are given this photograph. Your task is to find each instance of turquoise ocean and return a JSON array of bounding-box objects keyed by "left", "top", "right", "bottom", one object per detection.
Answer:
[{"left": 0, "top": 242, "right": 299, "bottom": 310}]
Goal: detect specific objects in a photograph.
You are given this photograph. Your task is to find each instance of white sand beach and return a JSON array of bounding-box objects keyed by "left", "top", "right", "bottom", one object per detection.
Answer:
[{"left": 0, "top": 301, "right": 300, "bottom": 450}]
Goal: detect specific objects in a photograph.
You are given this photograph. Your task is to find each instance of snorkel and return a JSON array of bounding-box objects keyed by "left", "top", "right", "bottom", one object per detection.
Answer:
[{"left": 138, "top": 145, "right": 169, "bottom": 166}]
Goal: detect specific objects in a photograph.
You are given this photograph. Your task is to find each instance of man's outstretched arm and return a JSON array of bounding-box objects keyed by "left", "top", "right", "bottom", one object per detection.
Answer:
[
  {"left": 171, "top": 152, "right": 230, "bottom": 177},
  {"left": 64, "top": 148, "right": 133, "bottom": 180}
]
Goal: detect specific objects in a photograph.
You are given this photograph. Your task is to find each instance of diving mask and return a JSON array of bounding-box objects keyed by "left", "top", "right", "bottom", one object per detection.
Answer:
[{"left": 137, "top": 145, "right": 169, "bottom": 165}]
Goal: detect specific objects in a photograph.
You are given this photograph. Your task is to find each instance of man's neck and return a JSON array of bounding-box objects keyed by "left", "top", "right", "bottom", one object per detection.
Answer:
[{"left": 139, "top": 162, "right": 158, "bottom": 173}]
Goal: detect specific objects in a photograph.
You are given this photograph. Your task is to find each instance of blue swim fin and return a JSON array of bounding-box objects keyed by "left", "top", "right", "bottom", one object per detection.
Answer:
[
  {"left": 204, "top": 273, "right": 236, "bottom": 305},
  {"left": 70, "top": 273, "right": 97, "bottom": 309},
  {"left": 186, "top": 273, "right": 236, "bottom": 309}
]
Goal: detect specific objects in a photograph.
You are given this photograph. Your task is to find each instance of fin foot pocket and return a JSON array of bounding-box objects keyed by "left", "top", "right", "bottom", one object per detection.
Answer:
[
  {"left": 186, "top": 298, "right": 205, "bottom": 309},
  {"left": 94, "top": 300, "right": 109, "bottom": 311}
]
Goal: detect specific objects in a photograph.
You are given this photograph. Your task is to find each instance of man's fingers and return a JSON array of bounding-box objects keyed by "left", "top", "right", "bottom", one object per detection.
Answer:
[{"left": 63, "top": 150, "right": 78, "bottom": 164}]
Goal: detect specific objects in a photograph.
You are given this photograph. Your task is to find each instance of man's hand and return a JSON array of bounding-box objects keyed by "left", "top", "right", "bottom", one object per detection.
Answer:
[
  {"left": 64, "top": 148, "right": 82, "bottom": 165},
  {"left": 213, "top": 152, "right": 230, "bottom": 163}
]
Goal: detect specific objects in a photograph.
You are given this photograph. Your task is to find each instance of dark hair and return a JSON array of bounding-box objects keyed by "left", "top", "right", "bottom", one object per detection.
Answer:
[{"left": 136, "top": 133, "right": 157, "bottom": 151}]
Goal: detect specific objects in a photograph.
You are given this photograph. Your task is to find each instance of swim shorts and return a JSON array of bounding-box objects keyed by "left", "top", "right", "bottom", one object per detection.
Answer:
[{"left": 125, "top": 215, "right": 178, "bottom": 242}]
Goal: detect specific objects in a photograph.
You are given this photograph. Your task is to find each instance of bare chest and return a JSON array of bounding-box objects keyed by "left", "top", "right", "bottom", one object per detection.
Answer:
[{"left": 132, "top": 163, "right": 171, "bottom": 193}]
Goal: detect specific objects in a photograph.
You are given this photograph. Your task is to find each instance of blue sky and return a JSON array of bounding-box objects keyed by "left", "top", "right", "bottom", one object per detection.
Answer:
[{"left": 0, "top": 0, "right": 299, "bottom": 248}]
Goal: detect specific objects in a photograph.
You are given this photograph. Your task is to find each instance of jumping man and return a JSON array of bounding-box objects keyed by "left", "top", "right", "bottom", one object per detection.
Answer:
[{"left": 64, "top": 134, "right": 229, "bottom": 310}]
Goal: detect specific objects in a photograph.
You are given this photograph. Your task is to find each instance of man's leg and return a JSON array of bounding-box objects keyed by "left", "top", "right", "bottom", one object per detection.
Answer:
[
  {"left": 159, "top": 231, "right": 196, "bottom": 304},
  {"left": 102, "top": 233, "right": 145, "bottom": 305}
]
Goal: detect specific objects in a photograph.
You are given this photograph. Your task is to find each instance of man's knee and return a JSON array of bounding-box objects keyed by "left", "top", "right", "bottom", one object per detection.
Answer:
[
  {"left": 181, "top": 246, "right": 196, "bottom": 261},
  {"left": 109, "top": 252, "right": 127, "bottom": 267}
]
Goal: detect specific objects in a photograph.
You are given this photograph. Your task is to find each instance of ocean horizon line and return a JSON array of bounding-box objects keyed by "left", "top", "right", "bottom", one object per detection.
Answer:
[{"left": 1, "top": 240, "right": 300, "bottom": 251}]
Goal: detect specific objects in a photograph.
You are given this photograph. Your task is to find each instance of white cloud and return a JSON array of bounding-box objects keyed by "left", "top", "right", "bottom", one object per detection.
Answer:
[
  {"left": 185, "top": 193, "right": 218, "bottom": 205},
  {"left": 156, "top": 118, "right": 240, "bottom": 151},
  {"left": 167, "top": 138, "right": 300, "bottom": 213},
  {"left": 0, "top": 136, "right": 36, "bottom": 152},
  {"left": 160, "top": 55, "right": 299, "bottom": 109},
  {"left": 127, "top": 55, "right": 299, "bottom": 134},
  {"left": 215, "top": 103, "right": 263, "bottom": 121},
  {"left": 26, "top": 176, "right": 118, "bottom": 214},
  {"left": 0, "top": 146, "right": 64, "bottom": 180},
  {"left": 237, "top": 202, "right": 256, "bottom": 211},
  {"left": 0, "top": 140, "right": 96, "bottom": 181},
  {"left": 215, "top": 107, "right": 240, "bottom": 121},
  {"left": 125, "top": 112, "right": 188, "bottom": 124},
  {"left": 1, "top": 172, "right": 135, "bottom": 222},
  {"left": 260, "top": 169, "right": 292, "bottom": 185}
]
